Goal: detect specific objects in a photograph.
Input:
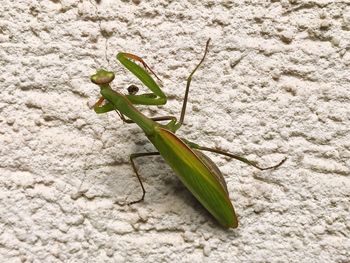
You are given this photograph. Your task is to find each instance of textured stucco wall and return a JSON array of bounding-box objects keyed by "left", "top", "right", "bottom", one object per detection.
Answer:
[{"left": 1, "top": 0, "right": 350, "bottom": 262}]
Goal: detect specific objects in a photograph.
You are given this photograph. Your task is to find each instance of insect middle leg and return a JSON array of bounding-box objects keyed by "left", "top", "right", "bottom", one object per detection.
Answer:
[
  {"left": 173, "top": 39, "right": 211, "bottom": 131},
  {"left": 128, "top": 152, "right": 160, "bottom": 204}
]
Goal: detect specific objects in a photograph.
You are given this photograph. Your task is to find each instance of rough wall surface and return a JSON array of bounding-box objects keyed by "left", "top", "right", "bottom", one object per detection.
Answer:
[{"left": 1, "top": 0, "right": 349, "bottom": 262}]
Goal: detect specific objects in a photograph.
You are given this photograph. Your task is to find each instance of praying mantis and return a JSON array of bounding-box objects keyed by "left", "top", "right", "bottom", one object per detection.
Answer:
[{"left": 90, "top": 39, "right": 286, "bottom": 228}]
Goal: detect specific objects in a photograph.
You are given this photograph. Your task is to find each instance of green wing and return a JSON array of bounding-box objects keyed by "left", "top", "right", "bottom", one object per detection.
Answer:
[{"left": 148, "top": 127, "right": 238, "bottom": 228}]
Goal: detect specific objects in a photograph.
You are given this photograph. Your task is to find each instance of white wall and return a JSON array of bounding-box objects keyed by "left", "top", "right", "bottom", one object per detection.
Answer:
[{"left": 1, "top": 0, "right": 349, "bottom": 262}]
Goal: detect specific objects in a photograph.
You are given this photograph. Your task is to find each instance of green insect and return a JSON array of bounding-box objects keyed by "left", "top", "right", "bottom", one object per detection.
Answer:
[{"left": 90, "top": 39, "right": 286, "bottom": 228}]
